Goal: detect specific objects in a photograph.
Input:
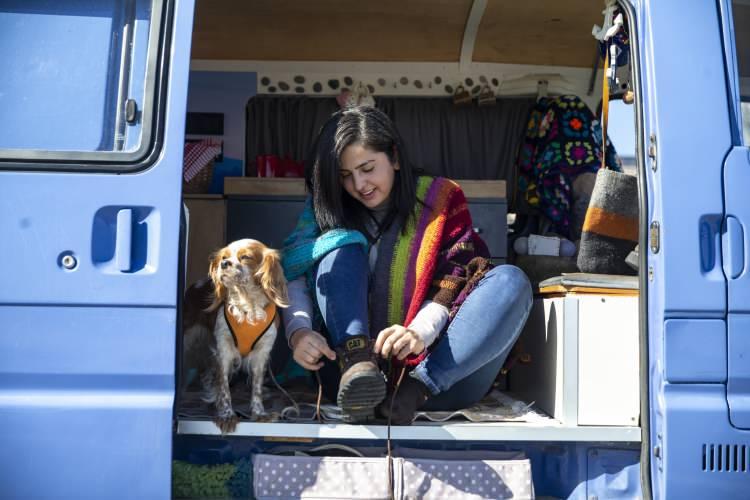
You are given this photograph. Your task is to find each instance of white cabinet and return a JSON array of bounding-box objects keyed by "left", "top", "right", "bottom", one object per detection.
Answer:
[{"left": 510, "top": 294, "right": 640, "bottom": 427}]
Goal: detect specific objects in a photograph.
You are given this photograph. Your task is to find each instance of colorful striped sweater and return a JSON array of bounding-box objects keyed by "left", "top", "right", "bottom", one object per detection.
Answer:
[{"left": 281, "top": 176, "right": 491, "bottom": 366}]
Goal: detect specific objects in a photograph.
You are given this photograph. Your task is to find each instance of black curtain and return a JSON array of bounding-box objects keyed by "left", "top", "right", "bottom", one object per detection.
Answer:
[
  {"left": 246, "top": 95, "right": 535, "bottom": 204},
  {"left": 246, "top": 96, "right": 340, "bottom": 174}
]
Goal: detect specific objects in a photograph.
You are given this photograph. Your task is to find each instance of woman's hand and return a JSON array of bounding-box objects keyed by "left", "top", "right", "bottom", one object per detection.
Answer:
[
  {"left": 374, "top": 324, "right": 425, "bottom": 360},
  {"left": 289, "top": 328, "right": 336, "bottom": 371}
]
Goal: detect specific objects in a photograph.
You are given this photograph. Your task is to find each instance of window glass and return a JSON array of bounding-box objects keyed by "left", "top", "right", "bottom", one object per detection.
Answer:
[
  {"left": 608, "top": 99, "right": 637, "bottom": 175},
  {"left": 732, "top": 1, "right": 750, "bottom": 145},
  {"left": 0, "top": 0, "right": 162, "bottom": 163}
]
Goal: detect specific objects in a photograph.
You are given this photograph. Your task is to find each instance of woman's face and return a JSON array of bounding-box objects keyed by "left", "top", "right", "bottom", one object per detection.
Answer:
[{"left": 339, "top": 142, "right": 399, "bottom": 210}]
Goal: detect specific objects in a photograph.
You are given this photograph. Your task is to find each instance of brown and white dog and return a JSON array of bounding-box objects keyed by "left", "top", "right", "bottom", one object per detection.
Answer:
[{"left": 182, "top": 239, "right": 288, "bottom": 434}]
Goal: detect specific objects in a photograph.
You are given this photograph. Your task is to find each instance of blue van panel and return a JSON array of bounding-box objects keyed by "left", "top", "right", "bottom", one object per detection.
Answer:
[
  {"left": 0, "top": 306, "right": 175, "bottom": 499},
  {"left": 642, "top": 0, "right": 731, "bottom": 318},
  {"left": 728, "top": 314, "right": 750, "bottom": 428},
  {"left": 657, "top": 384, "right": 750, "bottom": 499},
  {"left": 0, "top": 169, "right": 183, "bottom": 306},
  {"left": 0, "top": 305, "right": 176, "bottom": 381},
  {"left": 0, "top": 0, "right": 196, "bottom": 497},
  {"left": 641, "top": 1, "right": 737, "bottom": 497},
  {"left": 664, "top": 319, "right": 727, "bottom": 383},
  {"left": 586, "top": 448, "right": 641, "bottom": 500},
  {"left": 723, "top": 148, "right": 750, "bottom": 313}
]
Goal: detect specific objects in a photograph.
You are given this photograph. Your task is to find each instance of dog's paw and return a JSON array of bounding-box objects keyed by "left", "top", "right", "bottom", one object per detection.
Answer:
[
  {"left": 213, "top": 411, "right": 239, "bottom": 434},
  {"left": 250, "top": 400, "right": 266, "bottom": 419},
  {"left": 253, "top": 412, "right": 277, "bottom": 423}
]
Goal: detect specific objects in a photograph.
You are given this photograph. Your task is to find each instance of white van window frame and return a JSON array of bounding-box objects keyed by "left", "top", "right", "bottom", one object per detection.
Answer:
[{"left": 0, "top": 0, "right": 171, "bottom": 173}]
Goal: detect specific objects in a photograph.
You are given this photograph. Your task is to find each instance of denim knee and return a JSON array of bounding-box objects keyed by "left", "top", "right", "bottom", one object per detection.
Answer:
[
  {"left": 313, "top": 244, "right": 370, "bottom": 345},
  {"left": 315, "top": 244, "right": 368, "bottom": 275},
  {"left": 481, "top": 265, "right": 533, "bottom": 313}
]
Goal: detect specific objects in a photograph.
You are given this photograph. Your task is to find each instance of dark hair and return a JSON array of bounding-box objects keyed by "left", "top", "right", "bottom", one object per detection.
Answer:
[{"left": 305, "top": 106, "right": 419, "bottom": 239}]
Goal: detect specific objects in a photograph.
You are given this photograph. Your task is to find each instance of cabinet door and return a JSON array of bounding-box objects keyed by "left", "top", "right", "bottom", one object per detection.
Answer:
[
  {"left": 184, "top": 197, "right": 226, "bottom": 286},
  {"left": 226, "top": 197, "right": 306, "bottom": 250},
  {"left": 468, "top": 200, "right": 507, "bottom": 260}
]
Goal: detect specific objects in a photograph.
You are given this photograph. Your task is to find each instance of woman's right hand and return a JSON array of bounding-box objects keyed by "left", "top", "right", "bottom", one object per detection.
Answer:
[{"left": 289, "top": 328, "right": 337, "bottom": 371}]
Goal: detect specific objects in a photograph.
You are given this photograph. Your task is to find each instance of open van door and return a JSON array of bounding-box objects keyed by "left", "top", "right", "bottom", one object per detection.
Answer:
[
  {"left": 723, "top": 0, "right": 750, "bottom": 431},
  {"left": 0, "top": 0, "right": 193, "bottom": 497},
  {"left": 721, "top": 0, "right": 750, "bottom": 451},
  {"left": 643, "top": 0, "right": 750, "bottom": 498}
]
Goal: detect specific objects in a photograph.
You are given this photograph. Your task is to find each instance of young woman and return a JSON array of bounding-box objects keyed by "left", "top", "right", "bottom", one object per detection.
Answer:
[{"left": 281, "top": 106, "right": 532, "bottom": 424}]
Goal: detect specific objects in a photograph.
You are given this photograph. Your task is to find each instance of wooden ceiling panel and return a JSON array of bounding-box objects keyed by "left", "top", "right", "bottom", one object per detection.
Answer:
[
  {"left": 473, "top": 0, "right": 604, "bottom": 67},
  {"left": 191, "top": 0, "right": 473, "bottom": 61}
]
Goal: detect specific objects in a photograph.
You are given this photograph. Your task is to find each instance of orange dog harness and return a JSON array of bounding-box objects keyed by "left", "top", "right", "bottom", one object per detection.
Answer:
[{"left": 223, "top": 303, "right": 277, "bottom": 356}]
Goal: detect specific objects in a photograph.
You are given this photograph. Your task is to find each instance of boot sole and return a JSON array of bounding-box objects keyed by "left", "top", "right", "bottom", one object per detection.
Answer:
[{"left": 337, "top": 371, "right": 386, "bottom": 423}]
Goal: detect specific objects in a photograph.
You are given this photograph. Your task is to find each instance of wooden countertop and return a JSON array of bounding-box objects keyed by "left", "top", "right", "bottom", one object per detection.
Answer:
[
  {"left": 182, "top": 193, "right": 224, "bottom": 200},
  {"left": 224, "top": 177, "right": 506, "bottom": 199}
]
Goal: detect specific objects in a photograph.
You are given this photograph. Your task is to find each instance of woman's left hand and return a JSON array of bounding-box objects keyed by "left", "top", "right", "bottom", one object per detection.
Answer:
[{"left": 374, "top": 324, "right": 425, "bottom": 360}]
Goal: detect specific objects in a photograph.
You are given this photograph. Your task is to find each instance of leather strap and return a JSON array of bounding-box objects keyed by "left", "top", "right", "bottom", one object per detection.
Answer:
[{"left": 601, "top": 44, "right": 610, "bottom": 170}]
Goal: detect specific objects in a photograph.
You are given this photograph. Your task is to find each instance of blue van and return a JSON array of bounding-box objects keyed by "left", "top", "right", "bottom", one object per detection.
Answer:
[{"left": 1, "top": 0, "right": 750, "bottom": 498}]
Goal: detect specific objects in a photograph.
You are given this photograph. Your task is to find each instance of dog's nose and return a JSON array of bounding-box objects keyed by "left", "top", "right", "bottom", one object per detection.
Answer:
[{"left": 221, "top": 260, "right": 232, "bottom": 269}]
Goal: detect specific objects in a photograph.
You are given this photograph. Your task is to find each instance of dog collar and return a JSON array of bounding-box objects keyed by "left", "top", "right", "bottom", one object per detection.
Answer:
[{"left": 223, "top": 303, "right": 277, "bottom": 356}]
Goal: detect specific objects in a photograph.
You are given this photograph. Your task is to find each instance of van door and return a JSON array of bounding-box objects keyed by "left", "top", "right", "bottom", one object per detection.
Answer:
[
  {"left": 639, "top": 0, "right": 750, "bottom": 498},
  {"left": 723, "top": 2, "right": 750, "bottom": 430},
  {"left": 0, "top": 1, "right": 193, "bottom": 498}
]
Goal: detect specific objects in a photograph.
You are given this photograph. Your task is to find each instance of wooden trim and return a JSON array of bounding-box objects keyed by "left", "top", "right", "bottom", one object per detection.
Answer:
[
  {"left": 457, "top": 180, "right": 506, "bottom": 199},
  {"left": 224, "top": 178, "right": 307, "bottom": 196},
  {"left": 224, "top": 177, "right": 506, "bottom": 199},
  {"left": 182, "top": 193, "right": 224, "bottom": 200},
  {"left": 537, "top": 286, "right": 639, "bottom": 297}
]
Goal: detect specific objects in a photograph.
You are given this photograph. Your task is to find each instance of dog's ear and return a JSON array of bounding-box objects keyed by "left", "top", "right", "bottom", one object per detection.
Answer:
[
  {"left": 205, "top": 250, "right": 225, "bottom": 312},
  {"left": 257, "top": 248, "right": 289, "bottom": 308}
]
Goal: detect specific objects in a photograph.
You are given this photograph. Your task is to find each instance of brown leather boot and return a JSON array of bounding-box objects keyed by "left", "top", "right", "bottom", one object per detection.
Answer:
[
  {"left": 378, "top": 375, "right": 431, "bottom": 425},
  {"left": 335, "top": 335, "right": 386, "bottom": 423}
]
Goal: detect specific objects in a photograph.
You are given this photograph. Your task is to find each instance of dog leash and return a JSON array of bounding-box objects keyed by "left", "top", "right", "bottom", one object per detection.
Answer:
[
  {"left": 267, "top": 364, "right": 301, "bottom": 417},
  {"left": 386, "top": 364, "right": 407, "bottom": 500},
  {"left": 601, "top": 39, "right": 612, "bottom": 170},
  {"left": 313, "top": 371, "right": 323, "bottom": 423},
  {"left": 267, "top": 363, "right": 327, "bottom": 423}
]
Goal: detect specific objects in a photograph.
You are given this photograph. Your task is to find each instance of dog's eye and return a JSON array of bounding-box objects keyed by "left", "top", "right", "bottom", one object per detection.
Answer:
[{"left": 240, "top": 255, "right": 252, "bottom": 261}]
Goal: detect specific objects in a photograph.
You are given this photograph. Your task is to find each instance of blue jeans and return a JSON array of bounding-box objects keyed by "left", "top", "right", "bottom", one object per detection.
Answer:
[{"left": 313, "top": 244, "right": 533, "bottom": 411}]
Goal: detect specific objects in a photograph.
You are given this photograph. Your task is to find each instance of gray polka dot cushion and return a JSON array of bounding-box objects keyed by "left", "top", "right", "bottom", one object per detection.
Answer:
[
  {"left": 253, "top": 454, "right": 534, "bottom": 499},
  {"left": 254, "top": 455, "right": 391, "bottom": 499},
  {"left": 399, "top": 458, "right": 534, "bottom": 499}
]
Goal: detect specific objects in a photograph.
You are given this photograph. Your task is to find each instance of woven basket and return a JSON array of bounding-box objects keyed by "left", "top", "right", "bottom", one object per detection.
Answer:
[{"left": 182, "top": 160, "right": 215, "bottom": 194}]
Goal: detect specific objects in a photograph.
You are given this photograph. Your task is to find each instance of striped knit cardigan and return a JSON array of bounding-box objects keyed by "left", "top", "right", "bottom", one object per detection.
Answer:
[{"left": 282, "top": 176, "right": 491, "bottom": 367}]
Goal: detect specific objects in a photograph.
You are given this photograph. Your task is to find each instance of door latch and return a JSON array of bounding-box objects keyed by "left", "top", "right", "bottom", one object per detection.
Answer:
[
  {"left": 125, "top": 99, "right": 138, "bottom": 124},
  {"left": 650, "top": 221, "right": 660, "bottom": 253},
  {"left": 648, "top": 134, "right": 657, "bottom": 172}
]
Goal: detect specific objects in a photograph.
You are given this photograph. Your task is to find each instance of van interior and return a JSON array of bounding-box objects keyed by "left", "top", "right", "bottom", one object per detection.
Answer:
[{"left": 174, "top": 0, "right": 642, "bottom": 497}]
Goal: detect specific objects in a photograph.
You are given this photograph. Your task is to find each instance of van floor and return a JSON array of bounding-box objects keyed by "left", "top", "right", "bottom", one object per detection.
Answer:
[
  {"left": 177, "top": 378, "right": 550, "bottom": 424},
  {"left": 175, "top": 379, "right": 641, "bottom": 443}
]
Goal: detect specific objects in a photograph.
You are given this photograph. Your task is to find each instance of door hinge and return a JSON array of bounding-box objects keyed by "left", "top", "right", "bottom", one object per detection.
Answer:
[
  {"left": 648, "top": 134, "right": 657, "bottom": 172},
  {"left": 650, "top": 221, "right": 660, "bottom": 253}
]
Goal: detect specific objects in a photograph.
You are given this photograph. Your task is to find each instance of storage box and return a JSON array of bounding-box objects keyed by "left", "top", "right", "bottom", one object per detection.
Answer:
[
  {"left": 510, "top": 294, "right": 640, "bottom": 427},
  {"left": 253, "top": 453, "right": 534, "bottom": 499}
]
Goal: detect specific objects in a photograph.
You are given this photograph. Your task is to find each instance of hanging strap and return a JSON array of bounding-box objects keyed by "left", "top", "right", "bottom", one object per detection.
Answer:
[{"left": 601, "top": 43, "right": 610, "bottom": 170}]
